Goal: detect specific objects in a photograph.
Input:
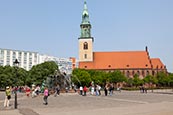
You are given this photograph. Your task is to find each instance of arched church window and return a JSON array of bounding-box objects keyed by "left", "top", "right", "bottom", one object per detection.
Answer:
[
  {"left": 83, "top": 42, "right": 88, "bottom": 50},
  {"left": 132, "top": 71, "right": 135, "bottom": 76},
  {"left": 152, "top": 71, "right": 155, "bottom": 76},
  {"left": 84, "top": 54, "right": 87, "bottom": 59},
  {"left": 126, "top": 71, "right": 130, "bottom": 77},
  {"left": 137, "top": 71, "right": 140, "bottom": 76},
  {"left": 146, "top": 71, "right": 149, "bottom": 75},
  {"left": 142, "top": 71, "right": 145, "bottom": 76},
  {"left": 122, "top": 71, "right": 125, "bottom": 74}
]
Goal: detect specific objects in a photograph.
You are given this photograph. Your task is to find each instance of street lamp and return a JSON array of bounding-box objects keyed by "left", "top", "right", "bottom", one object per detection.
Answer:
[
  {"left": 13, "top": 59, "right": 19, "bottom": 109},
  {"left": 54, "top": 70, "right": 58, "bottom": 85}
]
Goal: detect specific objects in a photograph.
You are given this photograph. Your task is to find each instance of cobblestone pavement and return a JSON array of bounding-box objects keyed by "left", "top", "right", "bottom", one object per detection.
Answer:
[{"left": 0, "top": 90, "right": 173, "bottom": 115}]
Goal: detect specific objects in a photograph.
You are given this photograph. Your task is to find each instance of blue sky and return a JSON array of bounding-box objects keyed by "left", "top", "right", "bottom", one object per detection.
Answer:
[{"left": 0, "top": 0, "right": 172, "bottom": 72}]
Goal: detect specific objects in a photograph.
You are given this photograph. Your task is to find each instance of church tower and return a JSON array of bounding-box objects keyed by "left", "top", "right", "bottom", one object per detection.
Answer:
[{"left": 78, "top": 0, "right": 94, "bottom": 62}]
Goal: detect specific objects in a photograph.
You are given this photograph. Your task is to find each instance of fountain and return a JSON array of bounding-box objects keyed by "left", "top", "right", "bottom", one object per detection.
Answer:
[{"left": 44, "top": 70, "right": 72, "bottom": 92}]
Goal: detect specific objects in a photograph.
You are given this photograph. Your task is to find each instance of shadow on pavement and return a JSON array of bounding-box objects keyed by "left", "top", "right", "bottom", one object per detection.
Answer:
[{"left": 19, "top": 108, "right": 39, "bottom": 115}]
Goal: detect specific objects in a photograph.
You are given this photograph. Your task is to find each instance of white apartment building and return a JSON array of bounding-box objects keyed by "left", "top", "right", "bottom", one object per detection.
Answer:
[
  {"left": 0, "top": 48, "right": 73, "bottom": 74},
  {"left": 39, "top": 54, "right": 73, "bottom": 75},
  {"left": 0, "top": 48, "right": 39, "bottom": 70}
]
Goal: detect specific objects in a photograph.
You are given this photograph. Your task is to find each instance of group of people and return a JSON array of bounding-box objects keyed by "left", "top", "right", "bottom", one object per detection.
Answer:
[
  {"left": 3, "top": 83, "right": 122, "bottom": 108},
  {"left": 2, "top": 85, "right": 50, "bottom": 107},
  {"left": 79, "top": 86, "right": 88, "bottom": 96},
  {"left": 78, "top": 83, "right": 121, "bottom": 97},
  {"left": 3, "top": 86, "right": 28, "bottom": 108},
  {"left": 139, "top": 85, "right": 148, "bottom": 93},
  {"left": 3, "top": 86, "right": 21, "bottom": 108}
]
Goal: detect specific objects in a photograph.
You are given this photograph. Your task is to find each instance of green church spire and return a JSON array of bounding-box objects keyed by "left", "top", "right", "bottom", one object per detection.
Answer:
[
  {"left": 82, "top": 0, "right": 90, "bottom": 24},
  {"left": 80, "top": 0, "right": 92, "bottom": 38}
]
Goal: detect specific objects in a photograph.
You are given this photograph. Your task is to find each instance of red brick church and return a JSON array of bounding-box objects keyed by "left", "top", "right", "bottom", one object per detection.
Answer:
[{"left": 78, "top": 1, "right": 167, "bottom": 78}]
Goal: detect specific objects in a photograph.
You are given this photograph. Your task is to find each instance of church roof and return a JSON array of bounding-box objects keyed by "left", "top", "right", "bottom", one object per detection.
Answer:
[
  {"left": 151, "top": 58, "right": 165, "bottom": 69},
  {"left": 79, "top": 51, "right": 153, "bottom": 70}
]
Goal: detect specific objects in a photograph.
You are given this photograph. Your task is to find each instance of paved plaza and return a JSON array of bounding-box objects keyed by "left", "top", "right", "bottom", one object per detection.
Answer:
[{"left": 0, "top": 89, "right": 173, "bottom": 115}]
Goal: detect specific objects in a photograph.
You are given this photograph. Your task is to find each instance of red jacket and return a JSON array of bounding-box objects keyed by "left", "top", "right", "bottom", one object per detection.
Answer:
[{"left": 83, "top": 86, "right": 87, "bottom": 92}]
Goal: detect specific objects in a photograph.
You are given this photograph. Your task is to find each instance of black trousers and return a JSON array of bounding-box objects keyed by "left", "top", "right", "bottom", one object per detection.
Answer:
[
  {"left": 104, "top": 90, "right": 107, "bottom": 96},
  {"left": 80, "top": 90, "right": 83, "bottom": 95},
  {"left": 43, "top": 96, "right": 48, "bottom": 104}
]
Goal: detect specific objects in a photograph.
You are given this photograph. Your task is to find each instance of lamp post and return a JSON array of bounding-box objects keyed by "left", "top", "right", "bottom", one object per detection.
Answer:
[
  {"left": 13, "top": 59, "right": 19, "bottom": 109},
  {"left": 54, "top": 70, "right": 58, "bottom": 86}
]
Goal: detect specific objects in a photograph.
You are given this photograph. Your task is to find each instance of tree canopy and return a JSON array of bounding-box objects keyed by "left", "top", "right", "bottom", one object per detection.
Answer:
[
  {"left": 0, "top": 61, "right": 58, "bottom": 88},
  {"left": 0, "top": 63, "right": 173, "bottom": 89}
]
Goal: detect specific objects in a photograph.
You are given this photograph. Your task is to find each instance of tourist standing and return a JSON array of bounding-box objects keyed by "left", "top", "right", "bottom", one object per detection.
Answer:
[
  {"left": 95, "top": 85, "right": 99, "bottom": 96},
  {"left": 91, "top": 86, "right": 94, "bottom": 95},
  {"left": 83, "top": 86, "right": 87, "bottom": 96},
  {"left": 104, "top": 84, "right": 108, "bottom": 96},
  {"left": 109, "top": 84, "right": 113, "bottom": 96},
  {"left": 54, "top": 84, "right": 60, "bottom": 97},
  {"left": 98, "top": 85, "right": 101, "bottom": 95},
  {"left": 35, "top": 85, "right": 41, "bottom": 95},
  {"left": 4, "top": 86, "right": 11, "bottom": 107},
  {"left": 43, "top": 87, "right": 49, "bottom": 105},
  {"left": 79, "top": 86, "right": 83, "bottom": 95}
]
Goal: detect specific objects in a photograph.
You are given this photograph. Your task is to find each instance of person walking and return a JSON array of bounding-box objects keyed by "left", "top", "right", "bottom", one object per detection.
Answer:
[
  {"left": 54, "top": 84, "right": 60, "bottom": 97},
  {"left": 25, "top": 86, "right": 31, "bottom": 97},
  {"left": 43, "top": 87, "right": 49, "bottom": 105},
  {"left": 4, "top": 86, "right": 11, "bottom": 107}
]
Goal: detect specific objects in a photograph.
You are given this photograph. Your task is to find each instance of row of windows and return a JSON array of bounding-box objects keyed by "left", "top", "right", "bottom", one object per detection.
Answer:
[
  {"left": 0, "top": 57, "right": 36, "bottom": 66},
  {"left": 83, "top": 64, "right": 162, "bottom": 76},
  {"left": 0, "top": 50, "right": 37, "bottom": 56},
  {"left": 125, "top": 70, "right": 161, "bottom": 77}
]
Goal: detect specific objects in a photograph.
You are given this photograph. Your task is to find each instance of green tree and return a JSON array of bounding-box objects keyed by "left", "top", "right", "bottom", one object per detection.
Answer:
[
  {"left": 17, "top": 68, "right": 28, "bottom": 86},
  {"left": 28, "top": 61, "right": 59, "bottom": 85},
  {"left": 108, "top": 70, "right": 127, "bottom": 83},
  {"left": 72, "top": 68, "right": 83, "bottom": 85},
  {"left": 72, "top": 69, "right": 91, "bottom": 87},
  {"left": 3, "top": 65, "right": 16, "bottom": 86},
  {"left": 143, "top": 75, "right": 158, "bottom": 92},
  {"left": 132, "top": 74, "right": 143, "bottom": 87},
  {"left": 157, "top": 72, "right": 169, "bottom": 86},
  {"left": 0, "top": 65, "right": 16, "bottom": 87},
  {"left": 168, "top": 73, "right": 173, "bottom": 87},
  {"left": 0, "top": 73, "right": 9, "bottom": 88},
  {"left": 88, "top": 70, "right": 106, "bottom": 86},
  {"left": 143, "top": 75, "right": 158, "bottom": 84},
  {"left": 127, "top": 78, "right": 133, "bottom": 87},
  {"left": 0, "top": 61, "right": 60, "bottom": 88}
]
